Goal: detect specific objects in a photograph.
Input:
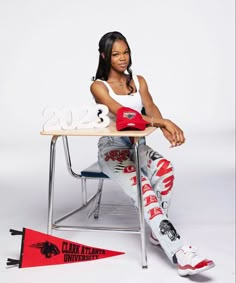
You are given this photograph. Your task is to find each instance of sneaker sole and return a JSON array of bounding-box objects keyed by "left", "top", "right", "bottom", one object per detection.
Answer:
[
  {"left": 149, "top": 236, "right": 160, "bottom": 246},
  {"left": 178, "top": 261, "right": 215, "bottom": 276}
]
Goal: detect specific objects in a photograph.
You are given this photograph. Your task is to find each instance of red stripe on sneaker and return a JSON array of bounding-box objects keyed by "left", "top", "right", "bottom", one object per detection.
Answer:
[
  {"left": 195, "top": 260, "right": 214, "bottom": 269},
  {"left": 179, "top": 260, "right": 214, "bottom": 270}
]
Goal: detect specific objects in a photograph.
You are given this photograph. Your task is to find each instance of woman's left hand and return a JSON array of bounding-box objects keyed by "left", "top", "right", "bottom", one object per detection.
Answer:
[{"left": 161, "top": 127, "right": 186, "bottom": 148}]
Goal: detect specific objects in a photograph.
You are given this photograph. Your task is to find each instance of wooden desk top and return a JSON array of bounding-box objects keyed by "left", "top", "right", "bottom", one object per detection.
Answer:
[{"left": 40, "top": 123, "right": 156, "bottom": 137}]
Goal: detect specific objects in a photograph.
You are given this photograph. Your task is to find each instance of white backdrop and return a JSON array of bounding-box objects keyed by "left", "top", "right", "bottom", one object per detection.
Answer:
[
  {"left": 0, "top": 0, "right": 234, "bottom": 144},
  {"left": 0, "top": 1, "right": 235, "bottom": 282},
  {"left": 0, "top": 0, "right": 235, "bottom": 221}
]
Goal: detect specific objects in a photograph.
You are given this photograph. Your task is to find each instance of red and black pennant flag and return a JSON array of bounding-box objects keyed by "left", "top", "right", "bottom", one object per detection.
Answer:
[{"left": 7, "top": 228, "right": 124, "bottom": 268}]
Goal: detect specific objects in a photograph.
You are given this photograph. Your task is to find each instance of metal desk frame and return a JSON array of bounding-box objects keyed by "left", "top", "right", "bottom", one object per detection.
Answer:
[{"left": 41, "top": 123, "right": 156, "bottom": 268}]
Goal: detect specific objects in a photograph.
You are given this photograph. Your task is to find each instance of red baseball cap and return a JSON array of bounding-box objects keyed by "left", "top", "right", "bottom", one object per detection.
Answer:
[{"left": 116, "top": 107, "right": 149, "bottom": 131}]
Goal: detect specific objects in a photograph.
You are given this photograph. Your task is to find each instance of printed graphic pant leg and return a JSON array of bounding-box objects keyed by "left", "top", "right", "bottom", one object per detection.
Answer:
[
  {"left": 98, "top": 141, "right": 184, "bottom": 262},
  {"left": 139, "top": 144, "right": 175, "bottom": 217}
]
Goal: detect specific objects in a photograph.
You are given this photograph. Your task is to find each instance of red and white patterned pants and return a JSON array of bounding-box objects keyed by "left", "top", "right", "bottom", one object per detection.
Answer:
[{"left": 98, "top": 136, "right": 184, "bottom": 262}]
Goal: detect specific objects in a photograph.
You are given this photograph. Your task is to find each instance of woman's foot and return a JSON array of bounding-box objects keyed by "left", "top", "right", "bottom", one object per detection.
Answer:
[{"left": 176, "top": 245, "right": 215, "bottom": 276}]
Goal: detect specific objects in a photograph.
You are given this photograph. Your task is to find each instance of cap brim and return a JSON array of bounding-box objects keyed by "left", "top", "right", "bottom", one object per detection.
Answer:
[{"left": 116, "top": 121, "right": 147, "bottom": 131}]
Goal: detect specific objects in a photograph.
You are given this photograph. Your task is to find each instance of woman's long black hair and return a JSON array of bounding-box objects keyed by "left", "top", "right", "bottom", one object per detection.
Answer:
[{"left": 94, "top": 31, "right": 133, "bottom": 93}]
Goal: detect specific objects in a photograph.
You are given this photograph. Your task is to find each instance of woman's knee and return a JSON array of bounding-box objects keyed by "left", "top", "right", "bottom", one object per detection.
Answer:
[
  {"left": 156, "top": 158, "right": 174, "bottom": 178},
  {"left": 155, "top": 158, "right": 175, "bottom": 197}
]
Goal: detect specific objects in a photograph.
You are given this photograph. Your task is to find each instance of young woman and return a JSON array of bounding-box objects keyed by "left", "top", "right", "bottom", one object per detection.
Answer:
[{"left": 90, "top": 31, "right": 215, "bottom": 276}]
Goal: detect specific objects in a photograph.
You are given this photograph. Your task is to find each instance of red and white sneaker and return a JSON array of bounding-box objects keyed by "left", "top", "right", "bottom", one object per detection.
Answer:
[
  {"left": 176, "top": 245, "right": 215, "bottom": 276},
  {"left": 149, "top": 232, "right": 160, "bottom": 246}
]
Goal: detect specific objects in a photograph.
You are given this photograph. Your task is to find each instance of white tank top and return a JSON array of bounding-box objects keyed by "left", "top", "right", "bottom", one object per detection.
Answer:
[{"left": 97, "top": 75, "right": 143, "bottom": 122}]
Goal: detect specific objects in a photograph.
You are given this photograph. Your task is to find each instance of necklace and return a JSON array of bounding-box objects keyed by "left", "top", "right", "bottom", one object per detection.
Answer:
[{"left": 108, "top": 79, "right": 126, "bottom": 88}]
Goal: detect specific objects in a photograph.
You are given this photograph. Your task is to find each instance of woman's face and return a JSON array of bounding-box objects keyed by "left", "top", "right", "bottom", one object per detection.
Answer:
[{"left": 110, "top": 39, "right": 130, "bottom": 73}]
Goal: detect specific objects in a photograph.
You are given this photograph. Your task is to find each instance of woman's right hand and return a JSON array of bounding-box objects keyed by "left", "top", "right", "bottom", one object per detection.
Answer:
[{"left": 159, "top": 119, "right": 186, "bottom": 147}]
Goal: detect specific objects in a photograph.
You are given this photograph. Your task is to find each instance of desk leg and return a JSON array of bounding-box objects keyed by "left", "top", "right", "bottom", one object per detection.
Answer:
[
  {"left": 134, "top": 139, "right": 148, "bottom": 268},
  {"left": 47, "top": 135, "right": 59, "bottom": 234}
]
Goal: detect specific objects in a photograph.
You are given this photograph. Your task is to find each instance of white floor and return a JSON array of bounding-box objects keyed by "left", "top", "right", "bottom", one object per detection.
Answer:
[{"left": 0, "top": 129, "right": 235, "bottom": 283}]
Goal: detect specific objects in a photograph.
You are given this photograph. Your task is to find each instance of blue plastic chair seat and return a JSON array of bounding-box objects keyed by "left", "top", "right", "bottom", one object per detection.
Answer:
[{"left": 80, "top": 162, "right": 109, "bottom": 178}]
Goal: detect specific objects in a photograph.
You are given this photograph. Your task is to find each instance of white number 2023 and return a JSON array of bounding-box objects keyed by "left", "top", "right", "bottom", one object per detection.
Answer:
[{"left": 42, "top": 104, "right": 110, "bottom": 131}]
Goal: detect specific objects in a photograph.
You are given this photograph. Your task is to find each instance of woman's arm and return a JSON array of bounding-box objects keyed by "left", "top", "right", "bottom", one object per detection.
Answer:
[
  {"left": 91, "top": 79, "right": 163, "bottom": 125},
  {"left": 90, "top": 81, "right": 123, "bottom": 114},
  {"left": 138, "top": 75, "right": 185, "bottom": 147},
  {"left": 91, "top": 77, "right": 185, "bottom": 147}
]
